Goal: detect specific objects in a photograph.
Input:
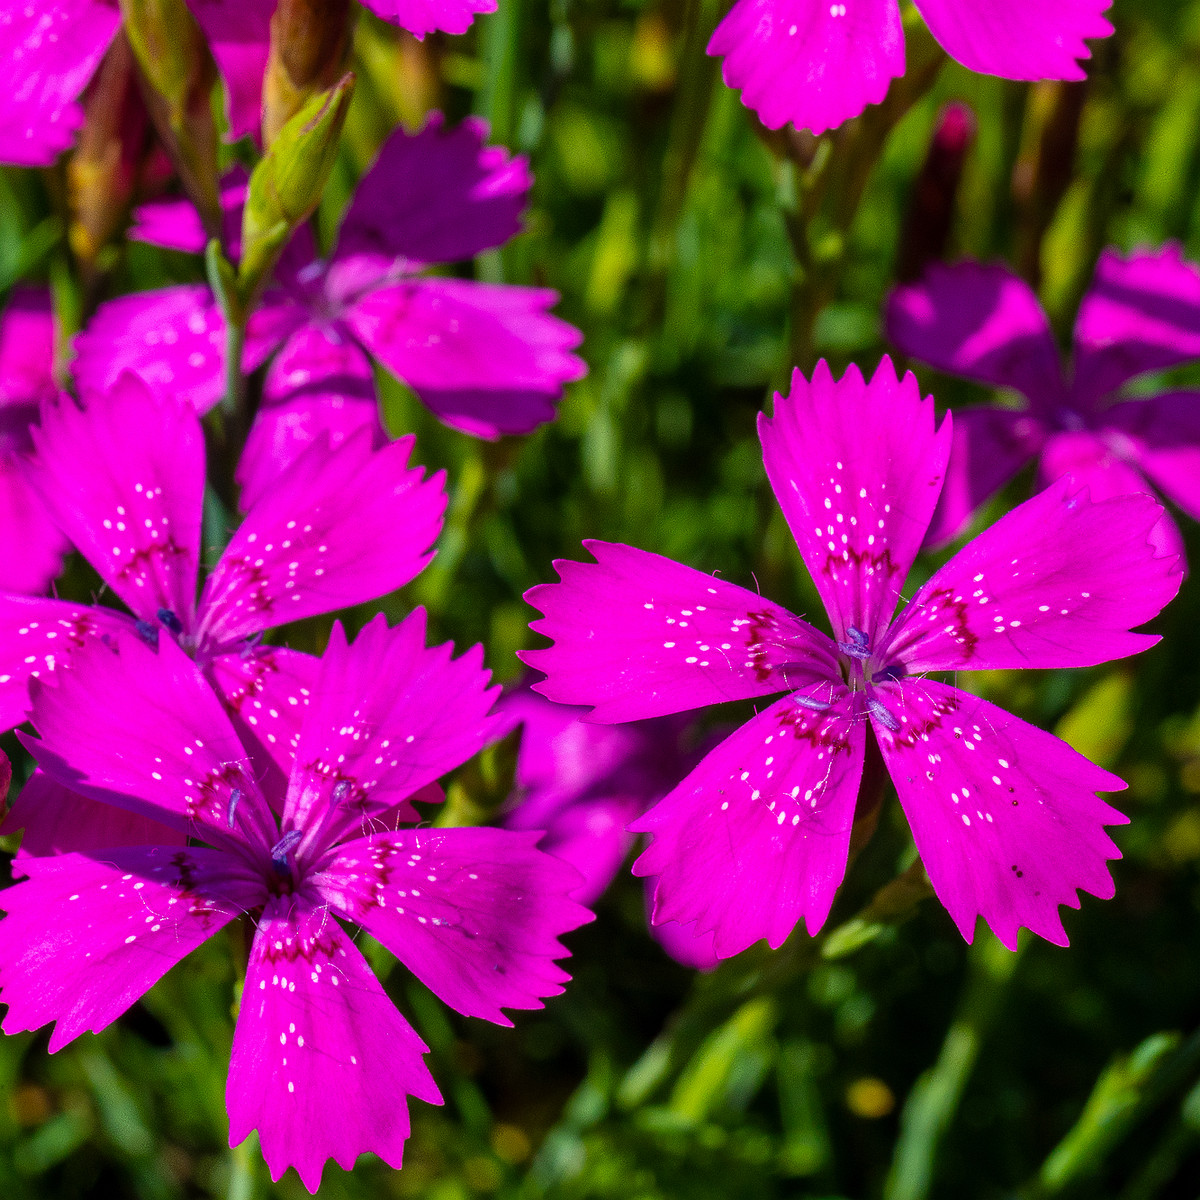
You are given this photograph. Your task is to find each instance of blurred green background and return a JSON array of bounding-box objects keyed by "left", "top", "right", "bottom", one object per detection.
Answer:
[{"left": 5, "top": 0, "right": 1200, "bottom": 1196}]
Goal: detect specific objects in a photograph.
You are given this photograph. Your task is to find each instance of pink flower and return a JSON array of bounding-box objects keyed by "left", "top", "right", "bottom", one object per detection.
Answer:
[
  {"left": 887, "top": 247, "right": 1200, "bottom": 557},
  {"left": 0, "top": 372, "right": 445, "bottom": 785},
  {"left": 0, "top": 614, "right": 591, "bottom": 1191},
  {"left": 0, "top": 287, "right": 67, "bottom": 593},
  {"left": 708, "top": 0, "right": 1113, "bottom": 134},
  {"left": 522, "top": 358, "right": 1181, "bottom": 956},
  {"left": 74, "top": 116, "right": 585, "bottom": 502}
]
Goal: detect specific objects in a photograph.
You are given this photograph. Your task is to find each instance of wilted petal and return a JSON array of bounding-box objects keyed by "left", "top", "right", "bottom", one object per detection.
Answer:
[
  {"left": 314, "top": 827, "right": 592, "bottom": 1024},
  {"left": 886, "top": 261, "right": 1065, "bottom": 409},
  {"left": 27, "top": 633, "right": 277, "bottom": 851},
  {"left": 357, "top": 0, "right": 497, "bottom": 39},
  {"left": 228, "top": 895, "right": 440, "bottom": 1194},
  {"left": 0, "top": 596, "right": 133, "bottom": 732},
  {"left": 885, "top": 474, "right": 1181, "bottom": 673},
  {"left": 238, "top": 325, "right": 383, "bottom": 511},
  {"left": 31, "top": 376, "right": 203, "bottom": 625},
  {"left": 2, "top": 769, "right": 185, "bottom": 862},
  {"left": 197, "top": 434, "right": 445, "bottom": 649},
  {"left": 1072, "top": 245, "right": 1200, "bottom": 405},
  {"left": 0, "top": 0, "right": 120, "bottom": 166},
  {"left": 759, "top": 359, "right": 951, "bottom": 645},
  {"left": 0, "top": 845, "right": 262, "bottom": 1051},
  {"left": 707, "top": 0, "right": 904, "bottom": 134},
  {"left": 874, "top": 678, "right": 1125, "bottom": 949},
  {"left": 923, "top": 406, "right": 1046, "bottom": 547},
  {"left": 72, "top": 286, "right": 281, "bottom": 414},
  {"left": 334, "top": 114, "right": 529, "bottom": 271},
  {"left": 185, "top": 0, "right": 272, "bottom": 140},
  {"left": 632, "top": 686, "right": 865, "bottom": 957},
  {"left": 345, "top": 278, "right": 584, "bottom": 438},
  {"left": 523, "top": 540, "right": 837, "bottom": 723},
  {"left": 914, "top": 0, "right": 1111, "bottom": 81},
  {"left": 283, "top": 614, "right": 501, "bottom": 845}
]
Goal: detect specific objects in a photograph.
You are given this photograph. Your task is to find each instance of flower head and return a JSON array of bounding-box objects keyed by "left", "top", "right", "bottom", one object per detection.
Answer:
[
  {"left": 887, "top": 247, "right": 1200, "bottom": 555},
  {"left": 522, "top": 358, "right": 1181, "bottom": 956},
  {"left": 0, "top": 372, "right": 445, "bottom": 778},
  {"left": 708, "top": 0, "right": 1112, "bottom": 135},
  {"left": 74, "top": 115, "right": 585, "bottom": 501},
  {"left": 0, "top": 613, "right": 591, "bottom": 1191}
]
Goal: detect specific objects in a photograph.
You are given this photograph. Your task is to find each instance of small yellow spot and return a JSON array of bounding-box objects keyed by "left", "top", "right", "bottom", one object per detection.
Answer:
[{"left": 845, "top": 1077, "right": 895, "bottom": 1119}]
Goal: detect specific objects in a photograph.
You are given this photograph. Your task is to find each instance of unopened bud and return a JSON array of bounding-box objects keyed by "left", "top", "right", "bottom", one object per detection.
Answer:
[
  {"left": 263, "top": 0, "right": 354, "bottom": 146},
  {"left": 239, "top": 73, "right": 356, "bottom": 301}
]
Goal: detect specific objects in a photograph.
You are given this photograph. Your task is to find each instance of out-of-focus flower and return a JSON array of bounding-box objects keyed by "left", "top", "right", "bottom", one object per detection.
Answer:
[
  {"left": 887, "top": 247, "right": 1200, "bottom": 556},
  {"left": 500, "top": 685, "right": 718, "bottom": 969},
  {"left": 0, "top": 614, "right": 591, "bottom": 1191},
  {"left": 523, "top": 358, "right": 1181, "bottom": 957},
  {"left": 708, "top": 0, "right": 1112, "bottom": 135}
]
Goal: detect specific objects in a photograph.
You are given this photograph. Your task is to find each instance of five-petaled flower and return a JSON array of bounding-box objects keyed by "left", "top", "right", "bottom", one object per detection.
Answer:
[
  {"left": 887, "top": 247, "right": 1200, "bottom": 558},
  {"left": 708, "top": 0, "right": 1112, "bottom": 135},
  {"left": 0, "top": 614, "right": 591, "bottom": 1191},
  {"left": 522, "top": 358, "right": 1181, "bottom": 956}
]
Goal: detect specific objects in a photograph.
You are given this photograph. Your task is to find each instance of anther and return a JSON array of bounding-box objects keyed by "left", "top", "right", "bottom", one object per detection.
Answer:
[
  {"left": 134, "top": 620, "right": 159, "bottom": 649},
  {"left": 156, "top": 608, "right": 184, "bottom": 635},
  {"left": 227, "top": 787, "right": 242, "bottom": 829},
  {"left": 838, "top": 625, "right": 871, "bottom": 661},
  {"left": 270, "top": 829, "right": 304, "bottom": 875},
  {"left": 331, "top": 780, "right": 351, "bottom": 804},
  {"left": 867, "top": 698, "right": 900, "bottom": 732}
]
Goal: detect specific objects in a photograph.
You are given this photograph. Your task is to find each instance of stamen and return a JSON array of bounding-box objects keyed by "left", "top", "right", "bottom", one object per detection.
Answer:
[
  {"left": 794, "top": 695, "right": 831, "bottom": 713},
  {"left": 134, "top": 620, "right": 159, "bottom": 649},
  {"left": 240, "top": 631, "right": 265, "bottom": 659},
  {"left": 872, "top": 662, "right": 907, "bottom": 684},
  {"left": 156, "top": 608, "right": 184, "bottom": 635},
  {"left": 227, "top": 787, "right": 242, "bottom": 829},
  {"left": 270, "top": 829, "right": 304, "bottom": 875},
  {"left": 838, "top": 626, "right": 872, "bottom": 661},
  {"left": 867, "top": 698, "right": 900, "bottom": 732},
  {"left": 331, "top": 780, "right": 351, "bottom": 804}
]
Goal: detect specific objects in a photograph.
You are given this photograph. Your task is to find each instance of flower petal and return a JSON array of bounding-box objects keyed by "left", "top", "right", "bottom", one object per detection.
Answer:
[
  {"left": 128, "top": 164, "right": 247, "bottom": 258},
  {"left": 334, "top": 114, "right": 529, "bottom": 271},
  {"left": 237, "top": 325, "right": 383, "bottom": 512},
  {"left": 0, "top": 285, "right": 58, "bottom": 406},
  {"left": 0, "top": 453, "right": 67, "bottom": 594},
  {"left": 707, "top": 0, "right": 904, "bottom": 134},
  {"left": 1105, "top": 392, "right": 1200, "bottom": 522},
  {"left": 886, "top": 260, "right": 1065, "bottom": 408},
  {"left": 0, "top": 596, "right": 134, "bottom": 732},
  {"left": 523, "top": 540, "right": 837, "bottom": 723},
  {"left": 26, "top": 631, "right": 277, "bottom": 851},
  {"left": 207, "top": 644, "right": 320, "bottom": 792},
  {"left": 197, "top": 434, "right": 445, "bottom": 650},
  {"left": 873, "top": 678, "right": 1125, "bottom": 948},
  {"left": 649, "top": 910, "right": 720, "bottom": 972},
  {"left": 72, "top": 286, "right": 283, "bottom": 414},
  {"left": 282, "top": 614, "right": 501, "bottom": 849},
  {"left": 313, "top": 827, "right": 592, "bottom": 1024},
  {"left": 632, "top": 686, "right": 866, "bottom": 957},
  {"left": 0, "top": 0, "right": 119, "bottom": 166},
  {"left": 346, "top": 278, "right": 584, "bottom": 438},
  {"left": 885, "top": 473, "right": 1182, "bottom": 673},
  {"left": 1072, "top": 245, "right": 1200, "bottom": 405},
  {"left": 31, "top": 375, "right": 203, "bottom": 626},
  {"left": 356, "top": 0, "right": 497, "bottom": 39},
  {"left": 1, "top": 769, "right": 185, "bottom": 862},
  {"left": 913, "top": 0, "right": 1111, "bottom": 81},
  {"left": 0, "top": 845, "right": 262, "bottom": 1051},
  {"left": 759, "top": 358, "right": 952, "bottom": 646},
  {"left": 184, "top": 0, "right": 272, "bottom": 141},
  {"left": 228, "top": 895, "right": 440, "bottom": 1193},
  {"left": 923, "top": 406, "right": 1046, "bottom": 547}
]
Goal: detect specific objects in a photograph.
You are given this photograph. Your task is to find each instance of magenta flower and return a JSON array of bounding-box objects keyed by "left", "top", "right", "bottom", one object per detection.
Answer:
[
  {"left": 0, "top": 613, "right": 591, "bottom": 1191},
  {"left": 708, "top": 0, "right": 1112, "bottom": 135},
  {"left": 887, "top": 247, "right": 1200, "bottom": 554},
  {"left": 74, "top": 116, "right": 585, "bottom": 500},
  {"left": 0, "top": 0, "right": 271, "bottom": 164},
  {"left": 500, "top": 685, "right": 719, "bottom": 969},
  {"left": 522, "top": 359, "right": 1181, "bottom": 956},
  {"left": 0, "top": 372, "right": 445, "bottom": 781},
  {"left": 0, "top": 287, "right": 67, "bottom": 594}
]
